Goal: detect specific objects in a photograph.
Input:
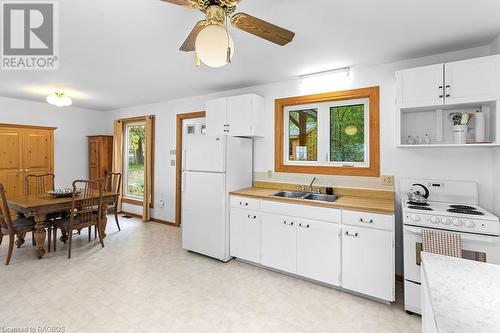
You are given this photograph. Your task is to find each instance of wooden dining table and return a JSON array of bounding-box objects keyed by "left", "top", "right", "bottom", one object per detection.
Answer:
[{"left": 7, "top": 191, "right": 119, "bottom": 259}]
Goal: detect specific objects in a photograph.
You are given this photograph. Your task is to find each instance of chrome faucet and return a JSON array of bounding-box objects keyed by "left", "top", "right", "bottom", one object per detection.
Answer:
[{"left": 308, "top": 177, "right": 318, "bottom": 192}]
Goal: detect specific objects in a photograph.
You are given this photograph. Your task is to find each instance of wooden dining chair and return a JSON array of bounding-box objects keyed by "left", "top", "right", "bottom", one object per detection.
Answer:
[
  {"left": 25, "top": 173, "right": 59, "bottom": 252},
  {"left": 104, "top": 172, "right": 122, "bottom": 231},
  {"left": 52, "top": 179, "right": 104, "bottom": 258},
  {"left": 0, "top": 183, "right": 36, "bottom": 265}
]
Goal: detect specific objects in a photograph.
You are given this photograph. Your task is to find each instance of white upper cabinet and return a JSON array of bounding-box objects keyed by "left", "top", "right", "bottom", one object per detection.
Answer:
[
  {"left": 396, "top": 64, "right": 445, "bottom": 108},
  {"left": 396, "top": 55, "right": 500, "bottom": 108},
  {"left": 206, "top": 97, "right": 228, "bottom": 136},
  {"left": 445, "top": 56, "right": 500, "bottom": 105},
  {"left": 206, "top": 93, "right": 264, "bottom": 137}
]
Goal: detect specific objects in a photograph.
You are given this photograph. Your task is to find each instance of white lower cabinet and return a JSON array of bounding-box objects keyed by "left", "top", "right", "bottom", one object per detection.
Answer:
[
  {"left": 229, "top": 208, "right": 261, "bottom": 263},
  {"left": 296, "top": 219, "right": 341, "bottom": 286},
  {"left": 229, "top": 196, "right": 395, "bottom": 302},
  {"left": 342, "top": 225, "right": 394, "bottom": 301},
  {"left": 261, "top": 213, "right": 297, "bottom": 274}
]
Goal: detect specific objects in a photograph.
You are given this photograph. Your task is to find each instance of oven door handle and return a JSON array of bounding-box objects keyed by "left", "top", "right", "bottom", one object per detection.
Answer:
[{"left": 405, "top": 226, "right": 500, "bottom": 243}]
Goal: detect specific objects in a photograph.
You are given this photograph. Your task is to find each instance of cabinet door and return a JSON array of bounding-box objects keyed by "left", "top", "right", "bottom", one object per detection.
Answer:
[
  {"left": 396, "top": 64, "right": 444, "bottom": 108},
  {"left": 261, "top": 213, "right": 296, "bottom": 274},
  {"left": 230, "top": 208, "right": 260, "bottom": 263},
  {"left": 206, "top": 97, "right": 227, "bottom": 135},
  {"left": 342, "top": 226, "right": 394, "bottom": 301},
  {"left": 227, "top": 94, "right": 252, "bottom": 136},
  {"left": 88, "top": 138, "right": 99, "bottom": 180},
  {"left": 297, "top": 220, "right": 341, "bottom": 286},
  {"left": 23, "top": 130, "right": 53, "bottom": 175},
  {"left": 0, "top": 128, "right": 23, "bottom": 198},
  {"left": 445, "top": 55, "right": 500, "bottom": 104}
]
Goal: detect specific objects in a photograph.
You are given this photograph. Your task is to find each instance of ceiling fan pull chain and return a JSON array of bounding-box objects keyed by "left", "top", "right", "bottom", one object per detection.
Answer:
[
  {"left": 225, "top": 14, "right": 231, "bottom": 64},
  {"left": 195, "top": 53, "right": 201, "bottom": 67}
]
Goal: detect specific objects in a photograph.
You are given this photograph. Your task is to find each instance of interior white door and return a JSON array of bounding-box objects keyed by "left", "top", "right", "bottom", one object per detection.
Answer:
[
  {"left": 181, "top": 171, "right": 227, "bottom": 260},
  {"left": 229, "top": 209, "right": 260, "bottom": 263},
  {"left": 296, "top": 220, "right": 341, "bottom": 286},
  {"left": 206, "top": 97, "right": 228, "bottom": 135},
  {"left": 396, "top": 64, "right": 444, "bottom": 108},
  {"left": 227, "top": 94, "right": 252, "bottom": 136},
  {"left": 342, "top": 225, "right": 394, "bottom": 301},
  {"left": 261, "top": 213, "right": 297, "bottom": 274},
  {"left": 445, "top": 56, "right": 500, "bottom": 104},
  {"left": 184, "top": 135, "right": 226, "bottom": 172}
]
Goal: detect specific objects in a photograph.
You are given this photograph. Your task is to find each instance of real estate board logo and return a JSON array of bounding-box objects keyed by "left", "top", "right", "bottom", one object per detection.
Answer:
[{"left": 1, "top": 1, "right": 59, "bottom": 70}]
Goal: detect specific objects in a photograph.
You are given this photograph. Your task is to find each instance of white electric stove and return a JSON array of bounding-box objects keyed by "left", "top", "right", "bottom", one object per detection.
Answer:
[{"left": 401, "top": 178, "right": 500, "bottom": 315}]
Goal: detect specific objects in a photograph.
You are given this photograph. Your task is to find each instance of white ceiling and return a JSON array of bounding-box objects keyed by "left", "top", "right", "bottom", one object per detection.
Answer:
[{"left": 1, "top": 0, "right": 500, "bottom": 110}]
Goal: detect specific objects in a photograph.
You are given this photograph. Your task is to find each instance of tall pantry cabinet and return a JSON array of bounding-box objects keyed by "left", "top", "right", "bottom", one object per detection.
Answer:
[
  {"left": 88, "top": 136, "right": 113, "bottom": 181},
  {"left": 0, "top": 124, "right": 55, "bottom": 198}
]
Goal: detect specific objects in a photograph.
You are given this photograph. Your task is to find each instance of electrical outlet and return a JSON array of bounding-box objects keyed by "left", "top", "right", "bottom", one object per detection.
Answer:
[
  {"left": 159, "top": 200, "right": 165, "bottom": 208},
  {"left": 381, "top": 175, "right": 394, "bottom": 186}
]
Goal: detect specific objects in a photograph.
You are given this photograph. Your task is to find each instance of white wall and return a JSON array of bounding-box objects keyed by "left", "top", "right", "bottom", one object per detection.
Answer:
[
  {"left": 0, "top": 96, "right": 107, "bottom": 188},
  {"left": 491, "top": 34, "right": 500, "bottom": 55},
  {"left": 109, "top": 44, "right": 498, "bottom": 276}
]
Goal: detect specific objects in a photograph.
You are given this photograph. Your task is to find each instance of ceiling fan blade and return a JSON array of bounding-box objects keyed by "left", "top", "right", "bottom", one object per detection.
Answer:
[
  {"left": 180, "top": 21, "right": 206, "bottom": 52},
  {"left": 160, "top": 0, "right": 199, "bottom": 9},
  {"left": 231, "top": 13, "right": 295, "bottom": 46}
]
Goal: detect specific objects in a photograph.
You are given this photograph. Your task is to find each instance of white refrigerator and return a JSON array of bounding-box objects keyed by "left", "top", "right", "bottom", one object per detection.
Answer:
[{"left": 181, "top": 134, "right": 253, "bottom": 262}]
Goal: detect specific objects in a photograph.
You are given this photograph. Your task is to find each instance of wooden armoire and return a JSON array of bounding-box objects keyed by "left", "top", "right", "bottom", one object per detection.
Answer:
[
  {"left": 0, "top": 124, "right": 55, "bottom": 198},
  {"left": 88, "top": 136, "right": 113, "bottom": 181}
]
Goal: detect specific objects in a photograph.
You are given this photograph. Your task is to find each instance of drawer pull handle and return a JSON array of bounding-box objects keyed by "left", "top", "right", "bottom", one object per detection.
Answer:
[
  {"left": 345, "top": 231, "right": 358, "bottom": 237},
  {"left": 283, "top": 220, "right": 294, "bottom": 226},
  {"left": 240, "top": 202, "right": 248, "bottom": 206},
  {"left": 247, "top": 215, "right": 257, "bottom": 219},
  {"left": 299, "top": 223, "right": 310, "bottom": 228},
  {"left": 360, "top": 218, "right": 373, "bottom": 224}
]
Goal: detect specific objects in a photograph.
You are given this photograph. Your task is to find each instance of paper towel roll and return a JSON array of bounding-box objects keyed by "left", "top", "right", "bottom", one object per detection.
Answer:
[{"left": 475, "top": 110, "right": 485, "bottom": 142}]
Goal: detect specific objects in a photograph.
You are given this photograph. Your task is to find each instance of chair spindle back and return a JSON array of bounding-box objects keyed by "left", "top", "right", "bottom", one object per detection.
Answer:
[{"left": 26, "top": 173, "right": 55, "bottom": 196}]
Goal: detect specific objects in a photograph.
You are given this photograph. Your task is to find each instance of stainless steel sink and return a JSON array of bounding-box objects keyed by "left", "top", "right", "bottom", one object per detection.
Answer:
[
  {"left": 303, "top": 193, "right": 338, "bottom": 202},
  {"left": 272, "top": 191, "right": 309, "bottom": 199}
]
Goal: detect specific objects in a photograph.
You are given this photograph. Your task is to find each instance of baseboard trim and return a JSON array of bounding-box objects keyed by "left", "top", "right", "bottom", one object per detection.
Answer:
[{"left": 151, "top": 218, "right": 176, "bottom": 227}]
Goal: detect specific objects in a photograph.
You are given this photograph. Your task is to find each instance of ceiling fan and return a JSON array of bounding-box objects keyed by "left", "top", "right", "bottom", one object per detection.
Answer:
[{"left": 161, "top": 0, "right": 296, "bottom": 67}]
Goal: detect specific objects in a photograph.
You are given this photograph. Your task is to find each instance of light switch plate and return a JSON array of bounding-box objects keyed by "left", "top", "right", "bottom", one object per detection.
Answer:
[
  {"left": 381, "top": 175, "right": 394, "bottom": 186},
  {"left": 171, "top": 160, "right": 175, "bottom": 166}
]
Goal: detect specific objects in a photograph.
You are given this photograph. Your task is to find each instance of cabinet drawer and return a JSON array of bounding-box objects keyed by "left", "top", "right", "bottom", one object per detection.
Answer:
[
  {"left": 260, "top": 200, "right": 341, "bottom": 223},
  {"left": 342, "top": 210, "right": 394, "bottom": 231},
  {"left": 230, "top": 195, "right": 260, "bottom": 210}
]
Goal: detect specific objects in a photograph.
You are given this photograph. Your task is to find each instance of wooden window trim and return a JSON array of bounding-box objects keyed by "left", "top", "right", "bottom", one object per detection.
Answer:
[
  {"left": 119, "top": 116, "right": 155, "bottom": 208},
  {"left": 275, "top": 87, "right": 380, "bottom": 177}
]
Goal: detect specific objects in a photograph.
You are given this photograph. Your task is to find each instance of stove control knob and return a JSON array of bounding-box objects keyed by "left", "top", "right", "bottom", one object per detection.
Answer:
[
  {"left": 441, "top": 217, "right": 452, "bottom": 225},
  {"left": 410, "top": 214, "right": 420, "bottom": 222},
  {"left": 452, "top": 219, "right": 463, "bottom": 227},
  {"left": 430, "top": 216, "right": 440, "bottom": 224},
  {"left": 463, "top": 220, "right": 475, "bottom": 228}
]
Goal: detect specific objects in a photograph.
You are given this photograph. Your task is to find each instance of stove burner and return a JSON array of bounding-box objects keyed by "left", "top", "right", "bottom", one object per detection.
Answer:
[
  {"left": 449, "top": 205, "right": 477, "bottom": 210},
  {"left": 447, "top": 209, "right": 485, "bottom": 216},
  {"left": 408, "top": 206, "right": 433, "bottom": 211},
  {"left": 407, "top": 201, "right": 429, "bottom": 207}
]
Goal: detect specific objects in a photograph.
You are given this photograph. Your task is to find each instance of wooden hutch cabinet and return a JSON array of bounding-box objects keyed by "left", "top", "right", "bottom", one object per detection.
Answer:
[{"left": 88, "top": 136, "right": 113, "bottom": 180}]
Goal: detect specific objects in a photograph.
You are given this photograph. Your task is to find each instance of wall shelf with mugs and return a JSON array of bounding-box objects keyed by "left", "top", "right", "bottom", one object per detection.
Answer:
[
  {"left": 395, "top": 54, "right": 500, "bottom": 148},
  {"left": 396, "top": 100, "right": 500, "bottom": 148}
]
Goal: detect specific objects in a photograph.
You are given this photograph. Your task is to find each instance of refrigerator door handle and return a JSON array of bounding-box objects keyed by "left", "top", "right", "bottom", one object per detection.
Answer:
[
  {"left": 182, "top": 173, "right": 186, "bottom": 192},
  {"left": 183, "top": 149, "right": 187, "bottom": 170}
]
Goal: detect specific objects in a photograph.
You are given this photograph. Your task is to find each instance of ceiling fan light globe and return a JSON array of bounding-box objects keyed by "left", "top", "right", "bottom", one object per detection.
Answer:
[{"left": 195, "top": 24, "right": 234, "bottom": 68}]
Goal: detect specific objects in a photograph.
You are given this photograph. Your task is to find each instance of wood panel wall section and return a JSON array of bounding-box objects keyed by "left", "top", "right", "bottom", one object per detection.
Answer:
[
  {"left": 0, "top": 123, "right": 55, "bottom": 199},
  {"left": 274, "top": 87, "right": 380, "bottom": 177},
  {"left": 175, "top": 111, "right": 206, "bottom": 227}
]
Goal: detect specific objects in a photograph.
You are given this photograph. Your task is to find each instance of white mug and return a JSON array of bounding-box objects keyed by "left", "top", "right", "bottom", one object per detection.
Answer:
[{"left": 453, "top": 125, "right": 468, "bottom": 144}]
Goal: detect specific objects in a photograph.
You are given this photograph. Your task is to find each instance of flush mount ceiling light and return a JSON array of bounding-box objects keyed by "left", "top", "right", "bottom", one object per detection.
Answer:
[
  {"left": 160, "top": 0, "right": 295, "bottom": 68},
  {"left": 47, "top": 92, "right": 72, "bottom": 107}
]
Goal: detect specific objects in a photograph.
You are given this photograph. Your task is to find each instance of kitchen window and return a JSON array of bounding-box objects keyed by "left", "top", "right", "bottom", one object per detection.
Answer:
[
  {"left": 276, "top": 87, "right": 379, "bottom": 176},
  {"left": 124, "top": 122, "right": 146, "bottom": 199}
]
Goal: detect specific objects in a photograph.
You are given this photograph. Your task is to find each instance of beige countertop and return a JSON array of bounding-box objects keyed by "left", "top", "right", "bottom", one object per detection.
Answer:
[{"left": 230, "top": 186, "right": 395, "bottom": 214}]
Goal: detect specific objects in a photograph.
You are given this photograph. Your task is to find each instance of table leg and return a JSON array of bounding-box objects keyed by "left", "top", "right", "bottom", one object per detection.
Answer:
[
  {"left": 60, "top": 229, "right": 68, "bottom": 243},
  {"left": 34, "top": 214, "right": 47, "bottom": 259},
  {"left": 15, "top": 233, "right": 26, "bottom": 248},
  {"left": 101, "top": 203, "right": 108, "bottom": 238}
]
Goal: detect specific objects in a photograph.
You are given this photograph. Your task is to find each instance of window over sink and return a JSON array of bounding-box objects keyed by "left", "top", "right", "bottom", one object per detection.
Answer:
[{"left": 276, "top": 87, "right": 379, "bottom": 176}]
